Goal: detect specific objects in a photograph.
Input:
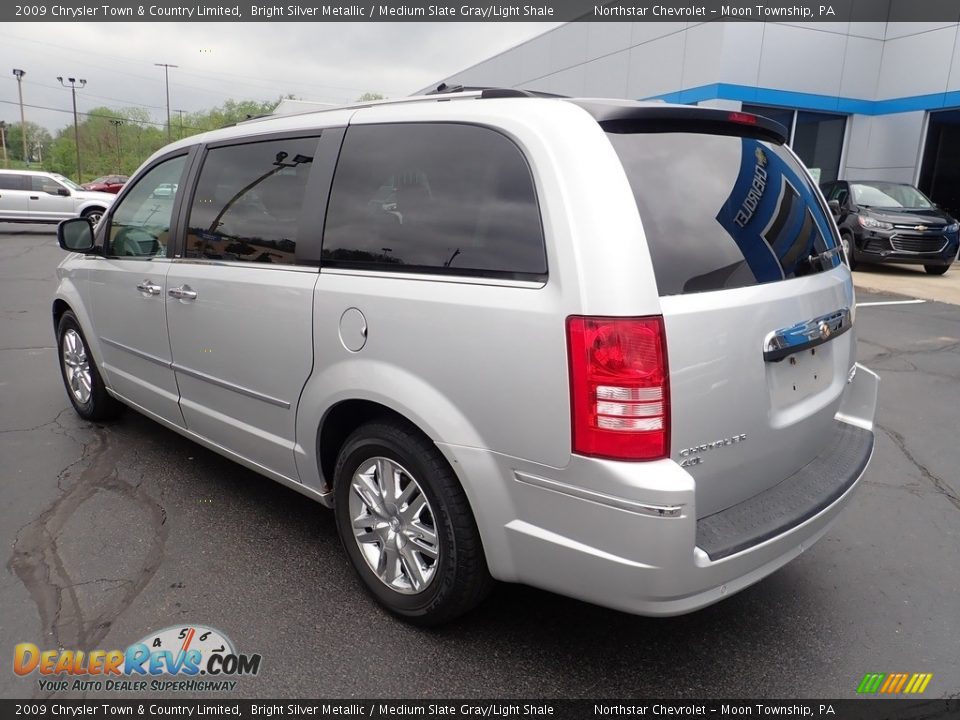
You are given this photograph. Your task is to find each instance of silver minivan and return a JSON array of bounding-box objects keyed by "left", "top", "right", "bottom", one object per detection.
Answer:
[{"left": 52, "top": 90, "right": 878, "bottom": 625}]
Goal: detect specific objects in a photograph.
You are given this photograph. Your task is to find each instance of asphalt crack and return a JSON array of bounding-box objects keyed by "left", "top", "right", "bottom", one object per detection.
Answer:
[
  {"left": 859, "top": 337, "right": 960, "bottom": 365},
  {"left": 877, "top": 422, "right": 960, "bottom": 513},
  {"left": 7, "top": 425, "right": 169, "bottom": 664}
]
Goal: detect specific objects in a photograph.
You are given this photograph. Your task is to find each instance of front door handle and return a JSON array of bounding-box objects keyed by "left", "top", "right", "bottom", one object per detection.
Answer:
[
  {"left": 168, "top": 285, "right": 198, "bottom": 301},
  {"left": 136, "top": 280, "right": 162, "bottom": 296}
]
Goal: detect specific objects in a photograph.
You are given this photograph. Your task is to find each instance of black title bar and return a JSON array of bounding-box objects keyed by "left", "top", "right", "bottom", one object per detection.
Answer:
[
  {"left": 6, "top": 0, "right": 960, "bottom": 22},
  {"left": 1, "top": 699, "right": 957, "bottom": 720}
]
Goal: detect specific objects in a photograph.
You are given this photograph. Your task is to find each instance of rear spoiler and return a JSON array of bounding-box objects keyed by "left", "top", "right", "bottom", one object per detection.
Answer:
[{"left": 571, "top": 102, "right": 789, "bottom": 145}]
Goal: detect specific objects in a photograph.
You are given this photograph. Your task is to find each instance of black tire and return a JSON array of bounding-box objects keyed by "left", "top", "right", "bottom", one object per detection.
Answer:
[
  {"left": 81, "top": 206, "right": 105, "bottom": 227},
  {"left": 841, "top": 233, "right": 857, "bottom": 270},
  {"left": 333, "top": 419, "right": 492, "bottom": 626},
  {"left": 56, "top": 310, "right": 121, "bottom": 421},
  {"left": 924, "top": 264, "right": 949, "bottom": 276}
]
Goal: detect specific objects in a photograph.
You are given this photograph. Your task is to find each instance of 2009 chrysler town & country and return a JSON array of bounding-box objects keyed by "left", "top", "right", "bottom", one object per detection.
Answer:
[{"left": 52, "top": 89, "right": 879, "bottom": 625}]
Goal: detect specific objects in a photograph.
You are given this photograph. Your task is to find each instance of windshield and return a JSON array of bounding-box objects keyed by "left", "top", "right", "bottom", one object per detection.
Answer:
[
  {"left": 53, "top": 174, "right": 83, "bottom": 191},
  {"left": 851, "top": 182, "right": 933, "bottom": 209}
]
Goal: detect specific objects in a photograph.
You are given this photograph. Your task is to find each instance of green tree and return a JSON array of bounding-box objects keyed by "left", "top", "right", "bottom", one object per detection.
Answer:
[
  {"left": 34, "top": 97, "right": 289, "bottom": 181},
  {"left": 5, "top": 121, "right": 53, "bottom": 163},
  {"left": 47, "top": 133, "right": 77, "bottom": 178},
  {"left": 184, "top": 98, "right": 284, "bottom": 134}
]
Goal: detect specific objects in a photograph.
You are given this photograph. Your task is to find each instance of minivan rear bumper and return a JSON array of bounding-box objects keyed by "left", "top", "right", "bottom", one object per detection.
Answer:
[{"left": 439, "top": 363, "right": 879, "bottom": 617}]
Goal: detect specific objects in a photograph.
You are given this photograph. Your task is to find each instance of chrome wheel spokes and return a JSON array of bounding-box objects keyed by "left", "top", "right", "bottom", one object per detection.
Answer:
[
  {"left": 62, "top": 329, "right": 92, "bottom": 404},
  {"left": 348, "top": 456, "right": 440, "bottom": 594}
]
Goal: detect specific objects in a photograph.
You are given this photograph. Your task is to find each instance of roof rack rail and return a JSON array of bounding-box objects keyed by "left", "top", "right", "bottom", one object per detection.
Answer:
[{"left": 427, "top": 83, "right": 567, "bottom": 99}]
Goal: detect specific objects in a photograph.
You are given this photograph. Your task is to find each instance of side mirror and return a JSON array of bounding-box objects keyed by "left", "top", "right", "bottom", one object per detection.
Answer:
[
  {"left": 57, "top": 187, "right": 71, "bottom": 197},
  {"left": 828, "top": 200, "right": 841, "bottom": 217},
  {"left": 57, "top": 217, "right": 97, "bottom": 253}
]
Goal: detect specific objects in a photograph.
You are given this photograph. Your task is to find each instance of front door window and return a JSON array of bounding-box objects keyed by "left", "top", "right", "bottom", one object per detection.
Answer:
[{"left": 107, "top": 156, "right": 186, "bottom": 258}]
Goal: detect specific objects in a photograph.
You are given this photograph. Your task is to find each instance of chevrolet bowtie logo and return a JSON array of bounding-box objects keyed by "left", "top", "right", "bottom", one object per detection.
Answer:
[{"left": 914, "top": 225, "right": 928, "bottom": 231}]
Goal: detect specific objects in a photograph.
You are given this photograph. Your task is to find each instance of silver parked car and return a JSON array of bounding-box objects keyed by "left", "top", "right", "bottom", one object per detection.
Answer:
[
  {"left": 0, "top": 169, "right": 114, "bottom": 226},
  {"left": 52, "top": 90, "right": 879, "bottom": 625}
]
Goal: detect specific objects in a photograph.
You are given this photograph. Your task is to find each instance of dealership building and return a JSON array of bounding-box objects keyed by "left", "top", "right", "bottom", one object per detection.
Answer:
[{"left": 427, "top": 22, "right": 960, "bottom": 215}]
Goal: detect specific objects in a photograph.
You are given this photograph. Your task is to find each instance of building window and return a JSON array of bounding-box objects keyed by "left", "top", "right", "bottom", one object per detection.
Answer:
[{"left": 742, "top": 105, "right": 846, "bottom": 184}]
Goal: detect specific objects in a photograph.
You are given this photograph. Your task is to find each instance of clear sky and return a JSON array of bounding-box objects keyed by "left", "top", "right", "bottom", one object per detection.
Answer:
[{"left": 0, "top": 22, "right": 561, "bottom": 133}]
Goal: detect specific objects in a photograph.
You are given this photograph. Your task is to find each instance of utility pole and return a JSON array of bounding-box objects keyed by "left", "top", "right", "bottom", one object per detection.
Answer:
[
  {"left": 174, "top": 109, "right": 185, "bottom": 139},
  {"left": 57, "top": 76, "right": 86, "bottom": 182},
  {"left": 155, "top": 63, "right": 177, "bottom": 142},
  {"left": 12, "top": 69, "right": 27, "bottom": 163},
  {"left": 109, "top": 119, "right": 123, "bottom": 174},
  {"left": 0, "top": 121, "right": 8, "bottom": 166}
]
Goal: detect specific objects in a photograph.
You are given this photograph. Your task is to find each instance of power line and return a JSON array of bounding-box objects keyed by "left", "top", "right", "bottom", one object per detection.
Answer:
[
  {"left": 0, "top": 75, "right": 169, "bottom": 111},
  {"left": 0, "top": 31, "right": 405, "bottom": 97},
  {"left": 0, "top": 98, "right": 206, "bottom": 131}
]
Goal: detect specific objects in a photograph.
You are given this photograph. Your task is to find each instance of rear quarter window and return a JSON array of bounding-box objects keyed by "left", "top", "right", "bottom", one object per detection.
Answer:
[
  {"left": 0, "top": 174, "right": 27, "bottom": 191},
  {"left": 322, "top": 123, "right": 547, "bottom": 280},
  {"left": 606, "top": 131, "right": 841, "bottom": 296}
]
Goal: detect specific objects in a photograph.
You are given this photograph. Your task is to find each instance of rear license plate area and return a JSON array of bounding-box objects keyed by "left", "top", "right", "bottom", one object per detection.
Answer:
[{"left": 767, "top": 345, "right": 832, "bottom": 408}]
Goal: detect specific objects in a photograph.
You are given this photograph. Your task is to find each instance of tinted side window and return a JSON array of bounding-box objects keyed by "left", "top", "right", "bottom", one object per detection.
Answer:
[
  {"left": 32, "top": 175, "right": 65, "bottom": 194},
  {"left": 323, "top": 123, "right": 546, "bottom": 279},
  {"left": 607, "top": 131, "right": 840, "bottom": 296},
  {"left": 108, "top": 155, "right": 187, "bottom": 258},
  {"left": 186, "top": 137, "right": 318, "bottom": 265},
  {"left": 0, "top": 174, "right": 27, "bottom": 190}
]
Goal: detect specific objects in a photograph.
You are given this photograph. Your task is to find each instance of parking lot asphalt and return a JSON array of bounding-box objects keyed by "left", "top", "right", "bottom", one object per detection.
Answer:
[
  {"left": 853, "top": 262, "right": 960, "bottom": 306},
  {"left": 1, "top": 225, "right": 958, "bottom": 700}
]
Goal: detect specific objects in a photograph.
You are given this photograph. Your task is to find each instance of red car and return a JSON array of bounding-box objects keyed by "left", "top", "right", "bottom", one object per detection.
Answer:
[{"left": 81, "top": 175, "right": 128, "bottom": 194}]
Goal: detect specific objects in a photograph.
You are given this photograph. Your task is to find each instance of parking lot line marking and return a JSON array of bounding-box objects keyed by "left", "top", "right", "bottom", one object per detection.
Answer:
[{"left": 857, "top": 299, "right": 926, "bottom": 307}]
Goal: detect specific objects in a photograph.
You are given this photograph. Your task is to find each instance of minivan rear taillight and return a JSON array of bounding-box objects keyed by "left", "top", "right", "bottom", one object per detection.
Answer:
[{"left": 566, "top": 316, "right": 670, "bottom": 461}]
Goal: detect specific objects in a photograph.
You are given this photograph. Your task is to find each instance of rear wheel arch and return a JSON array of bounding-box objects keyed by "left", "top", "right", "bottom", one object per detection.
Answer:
[
  {"left": 318, "top": 400, "right": 437, "bottom": 494},
  {"left": 331, "top": 416, "right": 493, "bottom": 624}
]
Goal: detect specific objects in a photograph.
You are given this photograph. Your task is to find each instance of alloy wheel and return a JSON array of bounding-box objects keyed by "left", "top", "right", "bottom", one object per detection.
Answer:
[
  {"left": 62, "top": 328, "right": 92, "bottom": 405},
  {"left": 348, "top": 456, "right": 440, "bottom": 594}
]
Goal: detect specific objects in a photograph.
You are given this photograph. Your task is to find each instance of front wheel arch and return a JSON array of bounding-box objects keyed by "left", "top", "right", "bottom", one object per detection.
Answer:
[
  {"left": 81, "top": 206, "right": 106, "bottom": 226},
  {"left": 841, "top": 231, "right": 858, "bottom": 269},
  {"left": 52, "top": 298, "right": 70, "bottom": 336}
]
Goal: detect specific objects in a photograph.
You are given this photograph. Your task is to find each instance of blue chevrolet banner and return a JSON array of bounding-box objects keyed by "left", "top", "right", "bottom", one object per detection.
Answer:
[{"left": 716, "top": 138, "right": 839, "bottom": 285}]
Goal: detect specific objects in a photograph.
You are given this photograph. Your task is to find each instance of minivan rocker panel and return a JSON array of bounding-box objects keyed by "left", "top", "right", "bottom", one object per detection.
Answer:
[{"left": 53, "top": 91, "right": 878, "bottom": 624}]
